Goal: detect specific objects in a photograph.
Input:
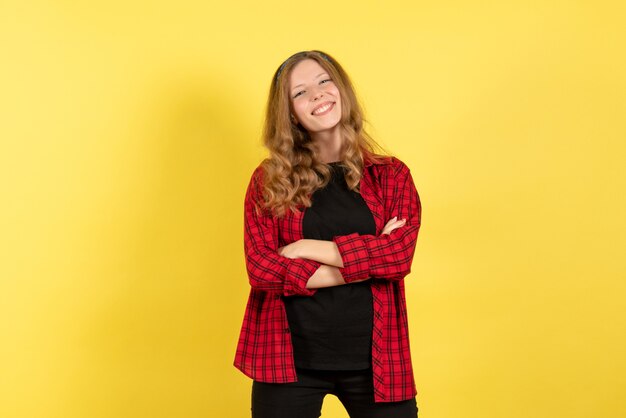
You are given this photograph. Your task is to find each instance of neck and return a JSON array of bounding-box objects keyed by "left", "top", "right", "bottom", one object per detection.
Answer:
[{"left": 311, "top": 125, "right": 342, "bottom": 164}]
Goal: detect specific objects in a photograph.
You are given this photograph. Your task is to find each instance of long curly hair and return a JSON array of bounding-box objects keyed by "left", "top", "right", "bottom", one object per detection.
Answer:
[{"left": 258, "top": 50, "right": 392, "bottom": 218}]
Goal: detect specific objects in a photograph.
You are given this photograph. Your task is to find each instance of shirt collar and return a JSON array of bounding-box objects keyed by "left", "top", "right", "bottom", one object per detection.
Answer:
[
  {"left": 363, "top": 154, "right": 393, "bottom": 168},
  {"left": 363, "top": 155, "right": 374, "bottom": 167}
]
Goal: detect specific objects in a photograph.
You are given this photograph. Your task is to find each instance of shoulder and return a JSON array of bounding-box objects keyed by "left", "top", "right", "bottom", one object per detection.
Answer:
[
  {"left": 248, "top": 161, "right": 270, "bottom": 188},
  {"left": 368, "top": 155, "right": 410, "bottom": 178},
  {"left": 244, "top": 163, "right": 269, "bottom": 203}
]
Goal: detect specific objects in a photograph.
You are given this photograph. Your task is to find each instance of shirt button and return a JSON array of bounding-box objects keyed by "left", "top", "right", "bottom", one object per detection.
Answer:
[{"left": 285, "top": 328, "right": 290, "bottom": 333}]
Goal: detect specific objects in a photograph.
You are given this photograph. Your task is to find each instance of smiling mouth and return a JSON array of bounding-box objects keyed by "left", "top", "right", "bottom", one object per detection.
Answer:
[{"left": 311, "top": 102, "right": 335, "bottom": 116}]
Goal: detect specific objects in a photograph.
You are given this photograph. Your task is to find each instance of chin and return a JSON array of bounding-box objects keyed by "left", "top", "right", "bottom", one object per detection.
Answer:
[{"left": 313, "top": 118, "right": 341, "bottom": 131}]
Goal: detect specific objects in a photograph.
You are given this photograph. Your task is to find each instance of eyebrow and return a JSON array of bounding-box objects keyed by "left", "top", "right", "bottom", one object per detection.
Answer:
[{"left": 291, "top": 72, "right": 328, "bottom": 92}]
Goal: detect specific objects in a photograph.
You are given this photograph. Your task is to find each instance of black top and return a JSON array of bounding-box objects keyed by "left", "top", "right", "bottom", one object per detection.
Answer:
[{"left": 283, "top": 162, "right": 377, "bottom": 370}]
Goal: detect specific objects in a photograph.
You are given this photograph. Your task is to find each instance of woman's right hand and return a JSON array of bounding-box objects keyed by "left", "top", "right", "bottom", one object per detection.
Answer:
[{"left": 381, "top": 216, "right": 406, "bottom": 235}]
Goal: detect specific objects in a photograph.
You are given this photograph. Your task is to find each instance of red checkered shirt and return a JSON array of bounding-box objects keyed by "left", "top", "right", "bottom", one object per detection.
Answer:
[{"left": 233, "top": 155, "right": 422, "bottom": 403}]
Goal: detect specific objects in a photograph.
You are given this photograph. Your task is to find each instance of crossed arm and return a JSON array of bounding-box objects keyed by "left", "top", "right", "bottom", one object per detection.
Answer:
[
  {"left": 244, "top": 161, "right": 421, "bottom": 296},
  {"left": 277, "top": 220, "right": 406, "bottom": 289}
]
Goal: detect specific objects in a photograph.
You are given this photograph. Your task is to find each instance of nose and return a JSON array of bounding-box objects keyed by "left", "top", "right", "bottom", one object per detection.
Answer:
[{"left": 311, "top": 85, "right": 325, "bottom": 100}]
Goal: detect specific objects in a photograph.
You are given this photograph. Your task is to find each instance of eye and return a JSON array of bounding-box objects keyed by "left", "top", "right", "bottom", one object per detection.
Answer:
[{"left": 293, "top": 79, "right": 332, "bottom": 99}]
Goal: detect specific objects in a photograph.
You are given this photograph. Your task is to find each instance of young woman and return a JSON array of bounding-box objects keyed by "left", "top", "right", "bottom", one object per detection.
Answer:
[{"left": 234, "top": 50, "right": 422, "bottom": 418}]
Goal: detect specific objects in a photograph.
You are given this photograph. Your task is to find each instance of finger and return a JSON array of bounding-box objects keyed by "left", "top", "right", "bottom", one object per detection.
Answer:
[{"left": 386, "top": 221, "right": 406, "bottom": 233}]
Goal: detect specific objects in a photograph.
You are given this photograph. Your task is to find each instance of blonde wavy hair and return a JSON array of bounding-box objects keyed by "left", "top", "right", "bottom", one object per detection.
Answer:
[{"left": 258, "top": 50, "right": 392, "bottom": 218}]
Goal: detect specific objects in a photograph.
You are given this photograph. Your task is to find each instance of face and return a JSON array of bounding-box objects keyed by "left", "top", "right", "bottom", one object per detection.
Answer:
[{"left": 288, "top": 58, "right": 342, "bottom": 134}]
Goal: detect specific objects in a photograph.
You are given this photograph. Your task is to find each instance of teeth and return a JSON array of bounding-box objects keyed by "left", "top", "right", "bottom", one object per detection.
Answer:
[{"left": 313, "top": 103, "right": 332, "bottom": 115}]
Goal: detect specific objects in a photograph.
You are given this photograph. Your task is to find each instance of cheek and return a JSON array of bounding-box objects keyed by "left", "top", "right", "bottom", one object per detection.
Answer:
[{"left": 294, "top": 102, "right": 309, "bottom": 118}]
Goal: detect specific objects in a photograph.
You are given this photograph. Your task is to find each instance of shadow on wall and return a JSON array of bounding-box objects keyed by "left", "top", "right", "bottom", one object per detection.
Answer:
[{"left": 73, "top": 72, "right": 260, "bottom": 417}]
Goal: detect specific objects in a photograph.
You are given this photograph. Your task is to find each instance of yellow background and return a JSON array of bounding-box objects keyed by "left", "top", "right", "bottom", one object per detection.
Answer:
[{"left": 1, "top": 1, "right": 625, "bottom": 417}]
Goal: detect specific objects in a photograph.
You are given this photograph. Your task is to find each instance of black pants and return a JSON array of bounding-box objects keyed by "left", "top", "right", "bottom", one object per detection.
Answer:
[{"left": 251, "top": 367, "right": 418, "bottom": 418}]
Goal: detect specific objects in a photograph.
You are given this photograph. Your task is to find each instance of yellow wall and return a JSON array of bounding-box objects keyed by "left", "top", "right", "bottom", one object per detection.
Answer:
[{"left": 1, "top": 1, "right": 624, "bottom": 417}]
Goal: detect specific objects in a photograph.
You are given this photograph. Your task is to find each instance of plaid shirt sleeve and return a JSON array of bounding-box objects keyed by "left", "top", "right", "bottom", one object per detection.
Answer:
[
  {"left": 244, "top": 167, "right": 321, "bottom": 297},
  {"left": 332, "top": 160, "right": 421, "bottom": 282}
]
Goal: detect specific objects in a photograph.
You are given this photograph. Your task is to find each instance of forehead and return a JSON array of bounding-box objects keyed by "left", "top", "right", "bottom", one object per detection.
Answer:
[{"left": 288, "top": 59, "right": 327, "bottom": 86}]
